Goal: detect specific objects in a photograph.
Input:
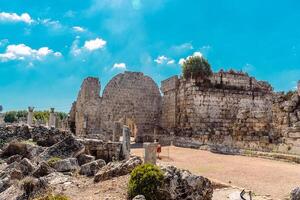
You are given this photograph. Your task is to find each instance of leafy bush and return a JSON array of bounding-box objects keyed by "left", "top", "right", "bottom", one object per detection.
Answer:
[
  {"left": 128, "top": 164, "right": 164, "bottom": 200},
  {"left": 47, "top": 157, "right": 61, "bottom": 167},
  {"left": 4, "top": 111, "right": 18, "bottom": 123},
  {"left": 181, "top": 55, "right": 212, "bottom": 80},
  {"left": 34, "top": 193, "right": 70, "bottom": 200}
]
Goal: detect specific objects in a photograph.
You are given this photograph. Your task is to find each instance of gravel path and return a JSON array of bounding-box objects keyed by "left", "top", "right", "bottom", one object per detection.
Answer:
[{"left": 132, "top": 146, "right": 300, "bottom": 200}]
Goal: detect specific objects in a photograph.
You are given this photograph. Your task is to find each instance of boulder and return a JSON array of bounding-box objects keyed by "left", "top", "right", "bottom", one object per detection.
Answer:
[
  {"left": 53, "top": 158, "right": 79, "bottom": 172},
  {"left": 19, "top": 158, "right": 36, "bottom": 175},
  {"left": 0, "top": 184, "right": 23, "bottom": 200},
  {"left": 31, "top": 126, "right": 70, "bottom": 147},
  {"left": 0, "top": 175, "right": 10, "bottom": 193},
  {"left": 0, "top": 141, "right": 43, "bottom": 160},
  {"left": 161, "top": 165, "right": 213, "bottom": 200},
  {"left": 291, "top": 187, "right": 300, "bottom": 200},
  {"left": 1, "top": 141, "right": 28, "bottom": 158},
  {"left": 21, "top": 177, "right": 48, "bottom": 199},
  {"left": 133, "top": 195, "right": 146, "bottom": 200},
  {"left": 79, "top": 159, "right": 106, "bottom": 176},
  {"left": 33, "top": 162, "right": 55, "bottom": 178},
  {"left": 39, "top": 135, "right": 85, "bottom": 161},
  {"left": 0, "top": 125, "right": 31, "bottom": 147},
  {"left": 94, "top": 156, "right": 142, "bottom": 182},
  {"left": 6, "top": 154, "right": 22, "bottom": 164},
  {"left": 77, "top": 154, "right": 95, "bottom": 166}
]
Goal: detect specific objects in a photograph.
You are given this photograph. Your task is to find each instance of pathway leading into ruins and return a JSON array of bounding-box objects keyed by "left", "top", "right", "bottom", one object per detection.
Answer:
[{"left": 132, "top": 146, "right": 300, "bottom": 200}]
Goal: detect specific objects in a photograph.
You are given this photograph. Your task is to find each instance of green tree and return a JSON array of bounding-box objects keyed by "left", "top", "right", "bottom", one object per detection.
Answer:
[
  {"left": 4, "top": 111, "right": 18, "bottom": 123},
  {"left": 181, "top": 55, "right": 212, "bottom": 80},
  {"left": 56, "top": 112, "right": 68, "bottom": 120}
]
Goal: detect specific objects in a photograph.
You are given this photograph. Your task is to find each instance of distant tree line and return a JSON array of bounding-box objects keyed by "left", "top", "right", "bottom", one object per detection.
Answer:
[{"left": 3, "top": 110, "right": 68, "bottom": 123}]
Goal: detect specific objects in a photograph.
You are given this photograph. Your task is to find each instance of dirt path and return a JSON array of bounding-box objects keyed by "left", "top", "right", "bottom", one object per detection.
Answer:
[{"left": 132, "top": 146, "right": 300, "bottom": 200}]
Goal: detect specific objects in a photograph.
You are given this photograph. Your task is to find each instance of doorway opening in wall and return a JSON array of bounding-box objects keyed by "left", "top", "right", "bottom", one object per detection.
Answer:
[{"left": 124, "top": 117, "right": 138, "bottom": 142}]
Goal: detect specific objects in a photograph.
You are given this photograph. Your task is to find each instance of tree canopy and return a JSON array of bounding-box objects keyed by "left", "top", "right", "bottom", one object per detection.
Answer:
[{"left": 181, "top": 55, "right": 212, "bottom": 80}]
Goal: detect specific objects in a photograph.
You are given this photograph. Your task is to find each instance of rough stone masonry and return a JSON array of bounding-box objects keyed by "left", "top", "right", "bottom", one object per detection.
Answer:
[{"left": 69, "top": 70, "right": 300, "bottom": 156}]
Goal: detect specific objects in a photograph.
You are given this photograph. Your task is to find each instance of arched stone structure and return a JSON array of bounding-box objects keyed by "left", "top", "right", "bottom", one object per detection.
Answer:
[
  {"left": 101, "top": 72, "right": 161, "bottom": 142},
  {"left": 70, "top": 72, "right": 162, "bottom": 142}
]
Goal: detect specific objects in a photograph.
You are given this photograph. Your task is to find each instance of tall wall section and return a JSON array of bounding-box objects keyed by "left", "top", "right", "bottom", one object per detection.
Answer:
[{"left": 160, "top": 71, "right": 279, "bottom": 151}]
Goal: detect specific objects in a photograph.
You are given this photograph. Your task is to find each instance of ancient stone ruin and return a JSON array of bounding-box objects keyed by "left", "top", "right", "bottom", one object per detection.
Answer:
[{"left": 70, "top": 70, "right": 300, "bottom": 156}]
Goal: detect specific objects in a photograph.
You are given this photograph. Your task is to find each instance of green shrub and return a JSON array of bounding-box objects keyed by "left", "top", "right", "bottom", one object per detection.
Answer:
[
  {"left": 4, "top": 111, "right": 18, "bottom": 123},
  {"left": 128, "top": 164, "right": 164, "bottom": 200},
  {"left": 47, "top": 157, "right": 61, "bottom": 167},
  {"left": 34, "top": 193, "right": 70, "bottom": 200},
  {"left": 181, "top": 55, "right": 212, "bottom": 80}
]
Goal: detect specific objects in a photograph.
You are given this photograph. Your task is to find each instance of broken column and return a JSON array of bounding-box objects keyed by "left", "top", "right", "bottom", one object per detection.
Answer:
[
  {"left": 112, "top": 121, "right": 122, "bottom": 142},
  {"left": 49, "top": 108, "right": 56, "bottom": 128},
  {"left": 27, "top": 107, "right": 34, "bottom": 126},
  {"left": 122, "top": 125, "right": 131, "bottom": 159},
  {"left": 143, "top": 142, "right": 158, "bottom": 165}
]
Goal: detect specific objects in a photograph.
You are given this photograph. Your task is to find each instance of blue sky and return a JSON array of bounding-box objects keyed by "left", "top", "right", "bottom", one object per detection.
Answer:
[{"left": 0, "top": 0, "right": 299, "bottom": 112}]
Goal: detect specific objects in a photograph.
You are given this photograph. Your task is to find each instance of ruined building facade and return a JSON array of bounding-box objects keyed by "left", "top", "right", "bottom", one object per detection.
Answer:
[{"left": 69, "top": 71, "right": 300, "bottom": 155}]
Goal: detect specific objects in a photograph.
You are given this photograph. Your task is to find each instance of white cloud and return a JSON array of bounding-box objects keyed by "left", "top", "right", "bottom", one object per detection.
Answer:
[
  {"left": 172, "top": 43, "right": 194, "bottom": 52},
  {"left": 154, "top": 55, "right": 168, "bottom": 64},
  {"left": 113, "top": 62, "right": 127, "bottom": 70},
  {"left": 167, "top": 59, "right": 175, "bottom": 65},
  {"left": 154, "top": 55, "right": 176, "bottom": 65},
  {"left": 0, "top": 44, "right": 62, "bottom": 62},
  {"left": 73, "top": 26, "right": 86, "bottom": 32},
  {"left": 84, "top": 38, "right": 107, "bottom": 51},
  {"left": 178, "top": 51, "right": 203, "bottom": 65},
  {"left": 0, "top": 12, "right": 33, "bottom": 24}
]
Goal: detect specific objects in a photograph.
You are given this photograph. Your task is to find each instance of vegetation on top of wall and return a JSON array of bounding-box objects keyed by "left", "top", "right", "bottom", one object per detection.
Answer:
[
  {"left": 128, "top": 164, "right": 164, "bottom": 200},
  {"left": 3, "top": 110, "right": 68, "bottom": 123},
  {"left": 181, "top": 55, "right": 212, "bottom": 80},
  {"left": 283, "top": 90, "right": 297, "bottom": 101}
]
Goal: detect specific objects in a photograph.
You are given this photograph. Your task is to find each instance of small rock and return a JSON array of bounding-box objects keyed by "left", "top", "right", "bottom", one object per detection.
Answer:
[
  {"left": 19, "top": 158, "right": 36, "bottom": 175},
  {"left": 77, "top": 154, "right": 95, "bottom": 166},
  {"left": 6, "top": 154, "right": 22, "bottom": 164},
  {"left": 38, "top": 135, "right": 85, "bottom": 161},
  {"left": 133, "top": 195, "right": 146, "bottom": 200},
  {"left": 33, "top": 161, "right": 55, "bottom": 178},
  {"left": 53, "top": 158, "right": 79, "bottom": 172},
  {"left": 94, "top": 156, "right": 142, "bottom": 182},
  {"left": 291, "top": 187, "right": 300, "bottom": 200},
  {"left": 80, "top": 159, "right": 106, "bottom": 176}
]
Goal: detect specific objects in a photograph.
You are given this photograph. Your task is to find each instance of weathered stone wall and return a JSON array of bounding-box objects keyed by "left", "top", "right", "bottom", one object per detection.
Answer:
[
  {"left": 70, "top": 72, "right": 162, "bottom": 142},
  {"left": 160, "top": 71, "right": 291, "bottom": 153},
  {"left": 101, "top": 72, "right": 162, "bottom": 142},
  {"left": 74, "top": 77, "right": 102, "bottom": 136}
]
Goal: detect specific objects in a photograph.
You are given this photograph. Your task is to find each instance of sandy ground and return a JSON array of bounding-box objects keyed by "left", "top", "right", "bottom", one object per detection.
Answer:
[{"left": 132, "top": 146, "right": 300, "bottom": 200}]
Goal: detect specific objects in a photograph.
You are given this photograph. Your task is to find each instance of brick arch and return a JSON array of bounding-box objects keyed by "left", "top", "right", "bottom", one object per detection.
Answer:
[{"left": 101, "top": 72, "right": 161, "bottom": 142}]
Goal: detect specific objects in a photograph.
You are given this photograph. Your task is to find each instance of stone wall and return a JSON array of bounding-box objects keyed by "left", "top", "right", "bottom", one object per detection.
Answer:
[
  {"left": 160, "top": 71, "right": 300, "bottom": 155},
  {"left": 70, "top": 72, "right": 162, "bottom": 142}
]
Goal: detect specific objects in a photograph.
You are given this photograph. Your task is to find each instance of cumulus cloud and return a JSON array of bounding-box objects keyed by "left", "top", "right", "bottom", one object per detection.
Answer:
[
  {"left": 112, "top": 62, "right": 127, "bottom": 70},
  {"left": 70, "top": 37, "right": 107, "bottom": 56},
  {"left": 73, "top": 26, "right": 86, "bottom": 32},
  {"left": 0, "top": 12, "right": 33, "bottom": 24},
  {"left": 84, "top": 38, "right": 107, "bottom": 51},
  {"left": 0, "top": 44, "right": 61, "bottom": 62},
  {"left": 178, "top": 51, "right": 203, "bottom": 65},
  {"left": 154, "top": 55, "right": 175, "bottom": 65}
]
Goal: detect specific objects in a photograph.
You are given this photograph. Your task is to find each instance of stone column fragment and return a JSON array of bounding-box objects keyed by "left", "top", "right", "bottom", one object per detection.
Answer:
[
  {"left": 122, "top": 126, "right": 131, "bottom": 159},
  {"left": 27, "top": 107, "right": 34, "bottom": 126},
  {"left": 49, "top": 108, "right": 56, "bottom": 128},
  {"left": 143, "top": 142, "right": 158, "bottom": 165},
  {"left": 113, "top": 121, "right": 122, "bottom": 142}
]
